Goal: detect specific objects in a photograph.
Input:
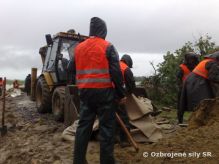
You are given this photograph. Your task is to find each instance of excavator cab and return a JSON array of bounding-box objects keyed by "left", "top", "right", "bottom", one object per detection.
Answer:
[
  {"left": 36, "top": 32, "right": 88, "bottom": 123},
  {"left": 42, "top": 34, "right": 79, "bottom": 83}
]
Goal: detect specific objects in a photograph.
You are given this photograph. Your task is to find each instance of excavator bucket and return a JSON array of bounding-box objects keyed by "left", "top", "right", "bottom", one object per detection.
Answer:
[{"left": 64, "top": 85, "right": 80, "bottom": 126}]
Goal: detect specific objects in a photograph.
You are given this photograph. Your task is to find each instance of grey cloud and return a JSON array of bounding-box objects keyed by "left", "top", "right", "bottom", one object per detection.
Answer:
[
  {"left": 0, "top": 46, "right": 41, "bottom": 69},
  {"left": 1, "top": 0, "right": 219, "bottom": 53},
  {"left": 1, "top": 0, "right": 219, "bottom": 78}
]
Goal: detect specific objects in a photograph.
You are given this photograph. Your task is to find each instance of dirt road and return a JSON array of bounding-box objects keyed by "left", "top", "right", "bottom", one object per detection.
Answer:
[
  {"left": 0, "top": 93, "right": 218, "bottom": 164},
  {"left": 0, "top": 94, "right": 72, "bottom": 164}
]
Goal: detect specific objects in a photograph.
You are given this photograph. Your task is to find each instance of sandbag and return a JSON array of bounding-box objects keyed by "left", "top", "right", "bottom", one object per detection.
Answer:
[
  {"left": 126, "top": 94, "right": 153, "bottom": 120},
  {"left": 62, "top": 94, "right": 162, "bottom": 143},
  {"left": 62, "top": 119, "right": 99, "bottom": 142}
]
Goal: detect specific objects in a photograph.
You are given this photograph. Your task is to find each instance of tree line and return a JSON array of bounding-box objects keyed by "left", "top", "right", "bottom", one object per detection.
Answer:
[{"left": 144, "top": 35, "right": 219, "bottom": 106}]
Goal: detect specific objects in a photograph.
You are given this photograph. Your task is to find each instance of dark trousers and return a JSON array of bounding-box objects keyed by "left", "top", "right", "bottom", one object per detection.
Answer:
[
  {"left": 116, "top": 104, "right": 130, "bottom": 141},
  {"left": 177, "top": 88, "right": 184, "bottom": 123},
  {"left": 73, "top": 100, "right": 116, "bottom": 164}
]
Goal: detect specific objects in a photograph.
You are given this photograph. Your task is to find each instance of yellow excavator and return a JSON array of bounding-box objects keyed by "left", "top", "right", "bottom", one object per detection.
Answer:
[{"left": 36, "top": 31, "right": 147, "bottom": 126}]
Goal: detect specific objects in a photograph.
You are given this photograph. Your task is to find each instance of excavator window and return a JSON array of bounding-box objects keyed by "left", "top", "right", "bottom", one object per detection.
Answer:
[
  {"left": 57, "top": 39, "right": 75, "bottom": 81},
  {"left": 47, "top": 41, "right": 59, "bottom": 71}
]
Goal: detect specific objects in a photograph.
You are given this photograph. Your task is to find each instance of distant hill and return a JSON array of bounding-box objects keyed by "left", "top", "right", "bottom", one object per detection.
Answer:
[
  {"left": 134, "top": 76, "right": 146, "bottom": 82},
  {"left": 6, "top": 79, "right": 24, "bottom": 85}
]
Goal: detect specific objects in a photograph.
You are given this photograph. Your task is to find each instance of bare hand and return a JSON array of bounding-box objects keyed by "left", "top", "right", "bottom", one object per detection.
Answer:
[{"left": 119, "top": 97, "right": 127, "bottom": 104}]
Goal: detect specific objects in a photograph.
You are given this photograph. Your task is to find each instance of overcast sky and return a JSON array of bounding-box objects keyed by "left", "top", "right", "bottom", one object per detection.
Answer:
[{"left": 1, "top": 0, "right": 219, "bottom": 79}]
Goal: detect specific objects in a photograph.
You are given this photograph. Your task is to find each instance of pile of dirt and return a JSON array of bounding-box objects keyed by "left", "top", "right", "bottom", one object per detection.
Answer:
[
  {"left": 125, "top": 98, "right": 219, "bottom": 164},
  {"left": 88, "top": 98, "right": 219, "bottom": 163},
  {"left": 188, "top": 98, "right": 219, "bottom": 129}
]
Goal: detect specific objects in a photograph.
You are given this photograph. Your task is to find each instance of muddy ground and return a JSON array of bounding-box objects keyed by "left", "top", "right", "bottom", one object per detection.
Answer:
[{"left": 0, "top": 93, "right": 218, "bottom": 164}]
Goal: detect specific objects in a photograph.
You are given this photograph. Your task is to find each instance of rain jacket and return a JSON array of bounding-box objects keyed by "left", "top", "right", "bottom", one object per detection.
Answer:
[
  {"left": 179, "top": 52, "right": 219, "bottom": 123},
  {"left": 73, "top": 17, "right": 125, "bottom": 103},
  {"left": 177, "top": 52, "right": 199, "bottom": 86},
  {"left": 177, "top": 62, "right": 197, "bottom": 86},
  {"left": 120, "top": 57, "right": 136, "bottom": 94}
]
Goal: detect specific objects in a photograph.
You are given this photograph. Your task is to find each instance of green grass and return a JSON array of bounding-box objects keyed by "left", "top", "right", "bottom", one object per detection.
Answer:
[
  {"left": 153, "top": 101, "right": 192, "bottom": 123},
  {"left": 183, "top": 112, "right": 192, "bottom": 121},
  {"left": 159, "top": 110, "right": 192, "bottom": 123}
]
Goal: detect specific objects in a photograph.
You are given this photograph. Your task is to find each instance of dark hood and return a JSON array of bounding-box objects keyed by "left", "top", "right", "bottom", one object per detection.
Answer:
[
  {"left": 121, "top": 54, "right": 133, "bottom": 68},
  {"left": 184, "top": 52, "right": 199, "bottom": 70},
  {"left": 89, "top": 17, "right": 107, "bottom": 39},
  {"left": 205, "top": 51, "right": 219, "bottom": 61}
]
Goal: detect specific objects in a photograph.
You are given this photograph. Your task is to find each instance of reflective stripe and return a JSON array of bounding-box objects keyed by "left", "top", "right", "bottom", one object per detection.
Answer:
[
  {"left": 75, "top": 37, "right": 112, "bottom": 88},
  {"left": 76, "top": 69, "right": 109, "bottom": 75},
  {"left": 77, "top": 78, "right": 111, "bottom": 83}
]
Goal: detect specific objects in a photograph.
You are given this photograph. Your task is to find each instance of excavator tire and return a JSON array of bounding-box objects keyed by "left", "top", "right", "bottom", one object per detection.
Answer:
[
  {"left": 36, "top": 76, "right": 52, "bottom": 113},
  {"left": 52, "top": 87, "right": 65, "bottom": 121}
]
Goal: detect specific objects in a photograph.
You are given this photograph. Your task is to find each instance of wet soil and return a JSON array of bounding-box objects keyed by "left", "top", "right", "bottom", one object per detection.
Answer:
[{"left": 0, "top": 94, "right": 218, "bottom": 164}]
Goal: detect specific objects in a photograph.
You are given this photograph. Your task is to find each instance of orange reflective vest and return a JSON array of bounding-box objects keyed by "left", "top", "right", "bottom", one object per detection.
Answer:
[
  {"left": 75, "top": 37, "right": 113, "bottom": 89},
  {"left": 120, "top": 61, "right": 128, "bottom": 82},
  {"left": 192, "top": 58, "right": 214, "bottom": 79},
  {"left": 179, "top": 64, "right": 191, "bottom": 81}
]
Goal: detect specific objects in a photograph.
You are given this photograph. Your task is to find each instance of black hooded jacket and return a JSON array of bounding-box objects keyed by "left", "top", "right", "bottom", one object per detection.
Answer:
[
  {"left": 177, "top": 53, "right": 199, "bottom": 87},
  {"left": 120, "top": 55, "right": 136, "bottom": 93},
  {"left": 72, "top": 17, "right": 125, "bottom": 103},
  {"left": 123, "top": 67, "right": 136, "bottom": 94},
  {"left": 177, "top": 64, "right": 195, "bottom": 83},
  {"left": 179, "top": 52, "right": 219, "bottom": 123}
]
